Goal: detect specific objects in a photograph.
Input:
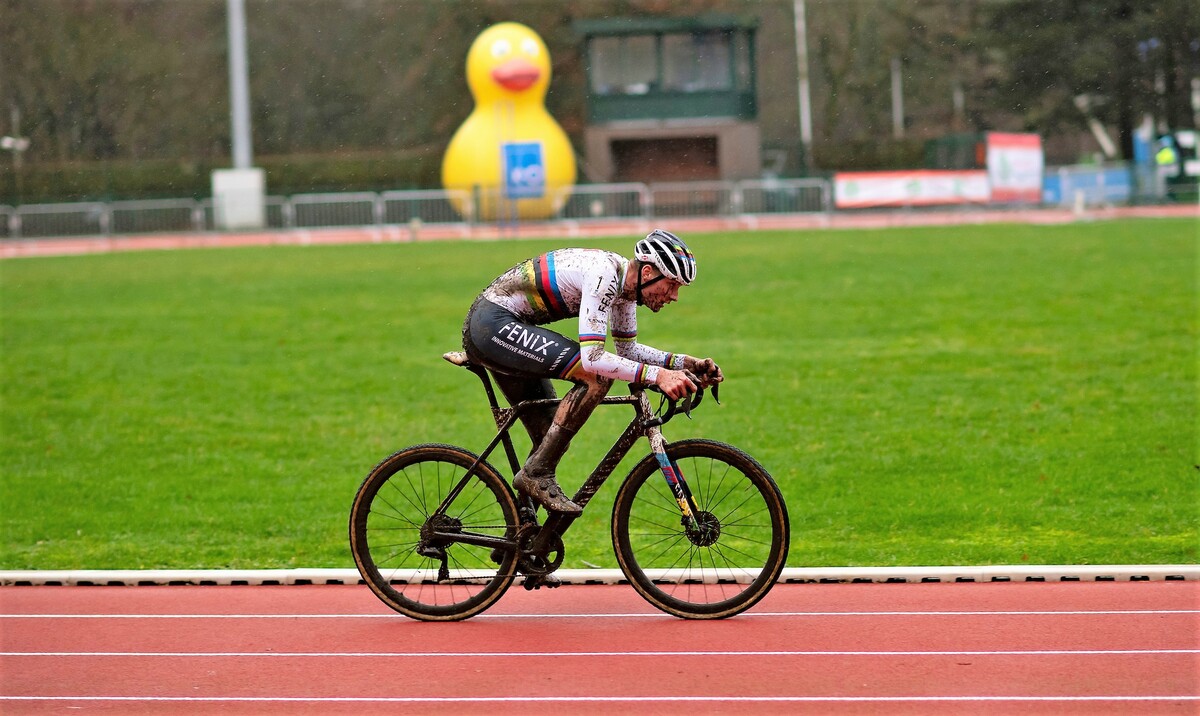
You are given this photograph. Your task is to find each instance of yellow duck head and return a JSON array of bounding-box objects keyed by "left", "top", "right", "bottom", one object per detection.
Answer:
[{"left": 466, "top": 22, "right": 552, "bottom": 104}]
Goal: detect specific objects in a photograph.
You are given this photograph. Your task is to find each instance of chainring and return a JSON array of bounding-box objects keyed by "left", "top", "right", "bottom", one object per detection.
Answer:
[{"left": 516, "top": 529, "right": 565, "bottom": 576}]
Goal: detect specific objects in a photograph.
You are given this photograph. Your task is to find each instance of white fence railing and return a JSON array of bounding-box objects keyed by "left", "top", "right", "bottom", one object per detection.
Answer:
[
  {"left": 0, "top": 179, "right": 833, "bottom": 239},
  {"left": 1, "top": 165, "right": 1182, "bottom": 240}
]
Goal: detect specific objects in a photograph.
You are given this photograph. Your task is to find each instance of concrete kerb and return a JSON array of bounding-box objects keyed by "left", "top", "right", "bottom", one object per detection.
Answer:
[{"left": 1, "top": 565, "right": 1196, "bottom": 587}]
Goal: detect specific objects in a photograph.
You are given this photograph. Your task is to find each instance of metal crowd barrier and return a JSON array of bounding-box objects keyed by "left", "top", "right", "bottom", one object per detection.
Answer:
[
  {"left": 559, "top": 183, "right": 648, "bottom": 220},
  {"left": 10, "top": 201, "right": 111, "bottom": 238},
  {"left": 111, "top": 198, "right": 204, "bottom": 234},
  {"left": 0, "top": 176, "right": 877, "bottom": 239},
  {"left": 741, "top": 178, "right": 832, "bottom": 213}
]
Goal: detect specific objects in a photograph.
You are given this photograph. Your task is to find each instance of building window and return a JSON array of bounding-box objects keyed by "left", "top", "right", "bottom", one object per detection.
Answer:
[
  {"left": 589, "top": 35, "right": 657, "bottom": 95},
  {"left": 662, "top": 31, "right": 732, "bottom": 92},
  {"left": 588, "top": 29, "right": 752, "bottom": 96},
  {"left": 732, "top": 30, "right": 752, "bottom": 89}
]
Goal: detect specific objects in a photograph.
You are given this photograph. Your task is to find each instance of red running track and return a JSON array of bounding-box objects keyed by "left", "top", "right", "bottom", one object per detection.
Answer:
[{"left": 1, "top": 581, "right": 1197, "bottom": 714}]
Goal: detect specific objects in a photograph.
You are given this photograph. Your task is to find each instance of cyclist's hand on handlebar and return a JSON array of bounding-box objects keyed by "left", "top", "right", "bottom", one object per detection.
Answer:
[
  {"left": 686, "top": 357, "right": 724, "bottom": 387},
  {"left": 655, "top": 368, "right": 698, "bottom": 400}
]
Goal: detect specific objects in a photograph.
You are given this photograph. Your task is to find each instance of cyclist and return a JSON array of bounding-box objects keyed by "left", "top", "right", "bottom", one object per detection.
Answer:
[{"left": 462, "top": 229, "right": 723, "bottom": 515}]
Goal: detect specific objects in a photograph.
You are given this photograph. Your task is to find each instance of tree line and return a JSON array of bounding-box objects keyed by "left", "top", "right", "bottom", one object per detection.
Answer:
[{"left": 1, "top": 0, "right": 1196, "bottom": 203}]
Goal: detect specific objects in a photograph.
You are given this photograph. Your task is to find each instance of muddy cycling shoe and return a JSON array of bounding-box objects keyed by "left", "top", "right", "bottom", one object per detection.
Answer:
[{"left": 513, "top": 471, "right": 582, "bottom": 515}]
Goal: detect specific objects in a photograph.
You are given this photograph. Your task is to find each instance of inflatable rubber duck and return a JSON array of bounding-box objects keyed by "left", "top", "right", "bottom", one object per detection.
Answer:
[{"left": 441, "top": 22, "right": 576, "bottom": 221}]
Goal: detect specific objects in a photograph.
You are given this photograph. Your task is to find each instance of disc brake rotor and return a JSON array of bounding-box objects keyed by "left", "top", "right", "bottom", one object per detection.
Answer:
[{"left": 685, "top": 510, "right": 721, "bottom": 547}]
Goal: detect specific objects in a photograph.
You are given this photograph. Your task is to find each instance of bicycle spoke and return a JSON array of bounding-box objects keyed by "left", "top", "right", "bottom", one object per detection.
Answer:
[
  {"left": 351, "top": 445, "right": 518, "bottom": 621},
  {"left": 615, "top": 440, "right": 788, "bottom": 619},
  {"left": 388, "top": 470, "right": 433, "bottom": 518}
]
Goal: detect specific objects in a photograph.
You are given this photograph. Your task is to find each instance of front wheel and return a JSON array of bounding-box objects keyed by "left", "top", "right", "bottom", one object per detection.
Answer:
[
  {"left": 349, "top": 443, "right": 519, "bottom": 621},
  {"left": 612, "top": 439, "right": 789, "bottom": 619}
]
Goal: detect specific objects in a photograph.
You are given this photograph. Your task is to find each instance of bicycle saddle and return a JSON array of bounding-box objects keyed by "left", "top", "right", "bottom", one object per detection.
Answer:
[{"left": 443, "top": 351, "right": 471, "bottom": 367}]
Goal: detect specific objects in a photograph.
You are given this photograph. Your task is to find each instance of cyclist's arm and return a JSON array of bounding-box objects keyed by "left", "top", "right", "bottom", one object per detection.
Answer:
[
  {"left": 610, "top": 300, "right": 688, "bottom": 370},
  {"left": 612, "top": 302, "right": 722, "bottom": 388},
  {"left": 576, "top": 275, "right": 660, "bottom": 384},
  {"left": 576, "top": 292, "right": 700, "bottom": 398}
]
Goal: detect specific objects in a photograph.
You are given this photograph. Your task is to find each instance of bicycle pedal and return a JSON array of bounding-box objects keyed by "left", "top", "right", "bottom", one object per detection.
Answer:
[{"left": 521, "top": 574, "right": 561, "bottom": 591}]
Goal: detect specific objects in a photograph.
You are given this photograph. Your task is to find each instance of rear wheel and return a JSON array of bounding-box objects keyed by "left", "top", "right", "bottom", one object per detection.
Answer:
[
  {"left": 349, "top": 443, "right": 519, "bottom": 621},
  {"left": 612, "top": 439, "right": 789, "bottom": 619}
]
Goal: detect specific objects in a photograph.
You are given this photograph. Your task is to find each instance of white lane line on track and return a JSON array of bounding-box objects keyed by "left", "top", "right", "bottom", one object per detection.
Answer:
[
  {"left": 4, "top": 649, "right": 1197, "bottom": 657},
  {"left": 3, "top": 609, "right": 1197, "bottom": 619},
  {"left": 2, "top": 696, "right": 1198, "bottom": 704}
]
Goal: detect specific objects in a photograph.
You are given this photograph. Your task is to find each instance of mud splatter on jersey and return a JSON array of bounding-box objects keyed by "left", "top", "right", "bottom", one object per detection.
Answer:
[{"left": 480, "top": 249, "right": 683, "bottom": 383}]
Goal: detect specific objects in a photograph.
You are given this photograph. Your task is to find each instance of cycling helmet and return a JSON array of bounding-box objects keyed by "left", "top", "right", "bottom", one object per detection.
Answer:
[{"left": 634, "top": 229, "right": 697, "bottom": 285}]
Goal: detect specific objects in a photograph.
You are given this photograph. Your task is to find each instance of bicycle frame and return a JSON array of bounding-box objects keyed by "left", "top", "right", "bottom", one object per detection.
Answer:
[{"left": 428, "top": 356, "right": 703, "bottom": 560}]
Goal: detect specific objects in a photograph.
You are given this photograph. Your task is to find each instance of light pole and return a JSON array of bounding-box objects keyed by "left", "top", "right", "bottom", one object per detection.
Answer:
[
  {"left": 793, "top": 0, "right": 814, "bottom": 172},
  {"left": 212, "top": 0, "right": 265, "bottom": 230},
  {"left": 891, "top": 56, "right": 904, "bottom": 140},
  {"left": 227, "top": 0, "right": 253, "bottom": 169},
  {"left": 3, "top": 106, "right": 30, "bottom": 204}
]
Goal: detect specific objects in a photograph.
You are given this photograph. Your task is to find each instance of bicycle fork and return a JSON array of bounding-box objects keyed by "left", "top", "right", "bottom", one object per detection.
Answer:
[{"left": 646, "top": 424, "right": 704, "bottom": 532}]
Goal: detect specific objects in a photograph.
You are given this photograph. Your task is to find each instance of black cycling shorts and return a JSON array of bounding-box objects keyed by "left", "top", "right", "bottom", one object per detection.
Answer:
[{"left": 464, "top": 299, "right": 584, "bottom": 381}]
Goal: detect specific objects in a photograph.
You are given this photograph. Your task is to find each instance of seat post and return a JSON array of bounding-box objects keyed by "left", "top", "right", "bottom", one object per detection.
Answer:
[
  {"left": 467, "top": 363, "right": 503, "bottom": 414},
  {"left": 442, "top": 351, "right": 504, "bottom": 414},
  {"left": 443, "top": 351, "right": 523, "bottom": 475}
]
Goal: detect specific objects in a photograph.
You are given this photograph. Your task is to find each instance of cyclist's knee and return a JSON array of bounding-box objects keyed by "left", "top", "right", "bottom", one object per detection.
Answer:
[{"left": 581, "top": 373, "right": 614, "bottom": 396}]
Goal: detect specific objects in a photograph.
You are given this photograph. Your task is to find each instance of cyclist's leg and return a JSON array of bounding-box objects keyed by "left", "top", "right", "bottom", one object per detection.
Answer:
[
  {"left": 463, "top": 299, "right": 568, "bottom": 444},
  {"left": 525, "top": 370, "right": 615, "bottom": 476},
  {"left": 463, "top": 298, "right": 581, "bottom": 383},
  {"left": 491, "top": 373, "right": 556, "bottom": 447},
  {"left": 555, "top": 370, "right": 614, "bottom": 433},
  {"left": 464, "top": 299, "right": 586, "bottom": 513},
  {"left": 513, "top": 370, "right": 613, "bottom": 513}
]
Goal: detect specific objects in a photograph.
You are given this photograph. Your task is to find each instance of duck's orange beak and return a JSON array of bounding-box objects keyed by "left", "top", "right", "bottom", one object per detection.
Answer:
[{"left": 491, "top": 58, "right": 541, "bottom": 92}]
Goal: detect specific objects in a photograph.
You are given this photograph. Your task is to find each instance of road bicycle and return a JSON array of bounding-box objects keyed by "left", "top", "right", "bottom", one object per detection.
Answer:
[{"left": 349, "top": 351, "right": 790, "bottom": 622}]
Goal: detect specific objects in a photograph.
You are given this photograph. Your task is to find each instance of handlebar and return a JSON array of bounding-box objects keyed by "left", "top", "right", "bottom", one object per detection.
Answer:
[{"left": 640, "top": 372, "right": 721, "bottom": 424}]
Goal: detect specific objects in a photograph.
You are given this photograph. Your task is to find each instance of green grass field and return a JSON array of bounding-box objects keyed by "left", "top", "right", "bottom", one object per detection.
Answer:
[{"left": 1, "top": 219, "right": 1196, "bottom": 570}]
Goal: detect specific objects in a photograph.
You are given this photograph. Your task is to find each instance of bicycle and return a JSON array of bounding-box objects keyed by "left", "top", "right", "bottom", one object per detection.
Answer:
[{"left": 349, "top": 351, "right": 790, "bottom": 622}]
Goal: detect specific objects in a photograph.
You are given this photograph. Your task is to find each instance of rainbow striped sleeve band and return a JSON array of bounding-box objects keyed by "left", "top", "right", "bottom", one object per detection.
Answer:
[{"left": 634, "top": 363, "right": 652, "bottom": 383}]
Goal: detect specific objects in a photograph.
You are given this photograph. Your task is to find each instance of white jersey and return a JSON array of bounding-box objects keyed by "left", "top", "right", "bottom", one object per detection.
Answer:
[{"left": 480, "top": 249, "right": 685, "bottom": 383}]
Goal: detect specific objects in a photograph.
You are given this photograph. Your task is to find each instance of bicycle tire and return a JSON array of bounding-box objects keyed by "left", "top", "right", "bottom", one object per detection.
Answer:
[
  {"left": 612, "top": 439, "right": 789, "bottom": 619},
  {"left": 349, "top": 443, "right": 519, "bottom": 621}
]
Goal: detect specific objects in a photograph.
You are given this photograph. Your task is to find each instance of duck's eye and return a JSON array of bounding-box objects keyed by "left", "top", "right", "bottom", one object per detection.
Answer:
[
  {"left": 490, "top": 39, "right": 512, "bottom": 58},
  {"left": 520, "top": 38, "right": 539, "bottom": 57}
]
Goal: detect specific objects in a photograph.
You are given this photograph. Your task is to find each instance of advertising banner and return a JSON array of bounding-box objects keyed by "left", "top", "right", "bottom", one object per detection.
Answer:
[
  {"left": 502, "top": 141, "right": 547, "bottom": 199},
  {"left": 834, "top": 170, "right": 990, "bottom": 209},
  {"left": 986, "top": 132, "right": 1044, "bottom": 202}
]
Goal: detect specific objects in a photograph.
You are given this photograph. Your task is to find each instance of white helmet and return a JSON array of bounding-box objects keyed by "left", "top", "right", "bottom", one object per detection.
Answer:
[{"left": 634, "top": 229, "right": 696, "bottom": 285}]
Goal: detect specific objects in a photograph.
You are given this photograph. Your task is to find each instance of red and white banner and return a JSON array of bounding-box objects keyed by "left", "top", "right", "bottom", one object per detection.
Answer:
[
  {"left": 986, "top": 132, "right": 1043, "bottom": 202},
  {"left": 835, "top": 133, "right": 1044, "bottom": 208},
  {"left": 834, "top": 170, "right": 990, "bottom": 209}
]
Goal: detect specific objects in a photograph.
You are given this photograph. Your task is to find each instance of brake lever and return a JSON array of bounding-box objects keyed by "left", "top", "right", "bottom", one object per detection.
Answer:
[
  {"left": 680, "top": 370, "right": 705, "bottom": 419},
  {"left": 680, "top": 391, "right": 694, "bottom": 419},
  {"left": 650, "top": 371, "right": 720, "bottom": 423}
]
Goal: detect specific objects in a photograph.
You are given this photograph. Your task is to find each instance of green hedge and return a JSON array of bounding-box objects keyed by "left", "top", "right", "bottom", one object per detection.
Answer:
[
  {"left": 811, "top": 138, "right": 927, "bottom": 173},
  {"left": 3, "top": 139, "right": 930, "bottom": 205},
  {"left": 2, "top": 149, "right": 444, "bottom": 205}
]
